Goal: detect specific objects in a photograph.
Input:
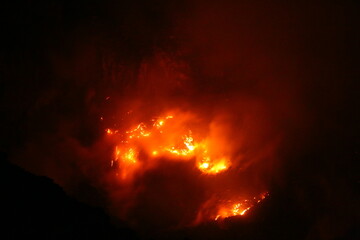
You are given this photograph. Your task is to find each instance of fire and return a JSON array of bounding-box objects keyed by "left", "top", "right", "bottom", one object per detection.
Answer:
[
  {"left": 199, "top": 162, "right": 209, "bottom": 169},
  {"left": 126, "top": 123, "right": 151, "bottom": 138},
  {"left": 105, "top": 110, "right": 269, "bottom": 223},
  {"left": 106, "top": 113, "right": 230, "bottom": 177},
  {"left": 198, "top": 156, "right": 229, "bottom": 174},
  {"left": 215, "top": 202, "right": 251, "bottom": 220},
  {"left": 113, "top": 146, "right": 139, "bottom": 180},
  {"left": 121, "top": 148, "right": 137, "bottom": 164},
  {"left": 214, "top": 192, "right": 269, "bottom": 221}
]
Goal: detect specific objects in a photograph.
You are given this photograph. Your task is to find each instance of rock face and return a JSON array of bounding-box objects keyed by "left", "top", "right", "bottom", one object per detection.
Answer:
[{"left": 0, "top": 152, "right": 136, "bottom": 239}]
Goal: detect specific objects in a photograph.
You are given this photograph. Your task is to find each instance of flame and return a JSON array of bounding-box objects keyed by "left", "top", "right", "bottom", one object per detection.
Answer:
[
  {"left": 214, "top": 192, "right": 269, "bottom": 221},
  {"left": 113, "top": 146, "right": 140, "bottom": 180},
  {"left": 198, "top": 156, "right": 229, "bottom": 174},
  {"left": 126, "top": 123, "right": 151, "bottom": 138},
  {"left": 107, "top": 113, "right": 231, "bottom": 177},
  {"left": 105, "top": 110, "right": 268, "bottom": 223}
]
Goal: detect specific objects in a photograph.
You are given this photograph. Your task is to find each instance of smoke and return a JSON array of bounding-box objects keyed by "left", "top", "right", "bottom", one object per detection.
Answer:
[{"left": 2, "top": 0, "right": 358, "bottom": 237}]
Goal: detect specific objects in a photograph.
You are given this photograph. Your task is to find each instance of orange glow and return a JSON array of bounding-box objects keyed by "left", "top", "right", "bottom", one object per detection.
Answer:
[
  {"left": 216, "top": 203, "right": 250, "bottom": 220},
  {"left": 105, "top": 110, "right": 269, "bottom": 223},
  {"left": 108, "top": 113, "right": 231, "bottom": 175},
  {"left": 198, "top": 156, "right": 229, "bottom": 174},
  {"left": 214, "top": 192, "right": 269, "bottom": 221},
  {"left": 122, "top": 148, "right": 137, "bottom": 164},
  {"left": 199, "top": 162, "right": 209, "bottom": 169},
  {"left": 106, "top": 128, "right": 118, "bottom": 135},
  {"left": 113, "top": 146, "right": 140, "bottom": 180},
  {"left": 126, "top": 123, "right": 151, "bottom": 138}
]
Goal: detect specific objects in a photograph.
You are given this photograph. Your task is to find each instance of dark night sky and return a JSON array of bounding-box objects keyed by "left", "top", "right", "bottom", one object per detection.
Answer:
[{"left": 0, "top": 0, "right": 359, "bottom": 239}]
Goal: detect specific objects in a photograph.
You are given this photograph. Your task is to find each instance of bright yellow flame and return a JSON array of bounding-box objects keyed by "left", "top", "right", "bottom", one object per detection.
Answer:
[
  {"left": 122, "top": 148, "right": 137, "bottom": 164},
  {"left": 199, "top": 162, "right": 209, "bottom": 169},
  {"left": 184, "top": 134, "right": 195, "bottom": 151},
  {"left": 198, "top": 157, "right": 229, "bottom": 174},
  {"left": 153, "top": 117, "right": 168, "bottom": 129},
  {"left": 165, "top": 146, "right": 194, "bottom": 157}
]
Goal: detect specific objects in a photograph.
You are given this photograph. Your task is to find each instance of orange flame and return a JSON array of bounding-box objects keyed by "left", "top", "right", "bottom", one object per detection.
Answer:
[
  {"left": 107, "top": 113, "right": 231, "bottom": 178},
  {"left": 214, "top": 192, "right": 269, "bottom": 221},
  {"left": 105, "top": 110, "right": 268, "bottom": 223}
]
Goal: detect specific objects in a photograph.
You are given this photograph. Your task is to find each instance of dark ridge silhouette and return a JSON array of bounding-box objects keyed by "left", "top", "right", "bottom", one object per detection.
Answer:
[
  {"left": 0, "top": 152, "right": 137, "bottom": 240},
  {"left": 1, "top": 148, "right": 358, "bottom": 240}
]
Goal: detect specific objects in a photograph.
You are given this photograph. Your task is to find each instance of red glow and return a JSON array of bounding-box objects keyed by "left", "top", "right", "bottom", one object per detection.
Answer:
[{"left": 105, "top": 110, "right": 269, "bottom": 223}]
